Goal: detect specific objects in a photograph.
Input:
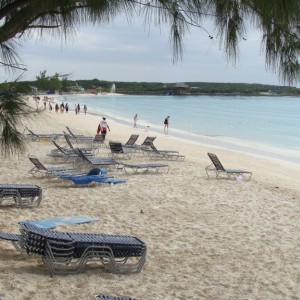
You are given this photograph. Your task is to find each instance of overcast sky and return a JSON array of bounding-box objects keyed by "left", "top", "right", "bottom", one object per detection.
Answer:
[{"left": 0, "top": 15, "right": 286, "bottom": 86}]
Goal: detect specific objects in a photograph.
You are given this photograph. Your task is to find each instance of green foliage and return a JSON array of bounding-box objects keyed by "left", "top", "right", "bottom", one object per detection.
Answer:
[
  {"left": 10, "top": 77, "right": 300, "bottom": 95},
  {"left": 35, "top": 71, "right": 63, "bottom": 91},
  {"left": 0, "top": 89, "right": 37, "bottom": 156},
  {"left": 0, "top": 1, "right": 300, "bottom": 83}
]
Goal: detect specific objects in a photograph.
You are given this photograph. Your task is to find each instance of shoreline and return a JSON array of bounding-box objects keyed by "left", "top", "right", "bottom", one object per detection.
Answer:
[
  {"left": 50, "top": 93, "right": 300, "bottom": 166},
  {"left": 30, "top": 94, "right": 300, "bottom": 185}
]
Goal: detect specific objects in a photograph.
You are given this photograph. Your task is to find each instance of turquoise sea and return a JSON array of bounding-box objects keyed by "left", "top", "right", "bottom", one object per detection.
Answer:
[{"left": 59, "top": 94, "right": 300, "bottom": 164}]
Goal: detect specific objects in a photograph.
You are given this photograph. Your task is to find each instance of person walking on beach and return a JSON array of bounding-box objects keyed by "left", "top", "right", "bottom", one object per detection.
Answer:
[
  {"left": 134, "top": 113, "right": 138, "bottom": 128},
  {"left": 65, "top": 103, "right": 69, "bottom": 113},
  {"left": 55, "top": 103, "right": 59, "bottom": 113},
  {"left": 60, "top": 102, "right": 65, "bottom": 113},
  {"left": 164, "top": 116, "right": 170, "bottom": 134},
  {"left": 84, "top": 104, "right": 87, "bottom": 115},
  {"left": 99, "top": 117, "right": 110, "bottom": 140},
  {"left": 77, "top": 103, "right": 80, "bottom": 114}
]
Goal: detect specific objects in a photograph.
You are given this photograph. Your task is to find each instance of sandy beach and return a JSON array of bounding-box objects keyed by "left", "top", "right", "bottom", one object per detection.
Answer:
[{"left": 0, "top": 96, "right": 299, "bottom": 300}]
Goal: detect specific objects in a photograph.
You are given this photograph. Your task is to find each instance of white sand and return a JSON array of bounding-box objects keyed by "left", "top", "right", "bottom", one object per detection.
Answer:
[{"left": 0, "top": 97, "right": 299, "bottom": 300}]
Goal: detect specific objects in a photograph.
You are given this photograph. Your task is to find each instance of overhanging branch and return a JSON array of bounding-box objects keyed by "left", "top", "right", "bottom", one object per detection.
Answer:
[{"left": 0, "top": 62, "right": 27, "bottom": 71}]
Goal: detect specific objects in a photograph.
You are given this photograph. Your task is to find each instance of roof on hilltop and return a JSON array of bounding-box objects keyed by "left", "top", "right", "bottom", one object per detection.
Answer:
[{"left": 173, "top": 82, "right": 190, "bottom": 88}]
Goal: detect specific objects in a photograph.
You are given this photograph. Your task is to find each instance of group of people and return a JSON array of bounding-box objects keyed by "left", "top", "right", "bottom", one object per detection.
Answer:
[
  {"left": 75, "top": 104, "right": 87, "bottom": 115},
  {"left": 51, "top": 102, "right": 69, "bottom": 113},
  {"left": 132, "top": 113, "right": 170, "bottom": 134},
  {"left": 47, "top": 102, "right": 88, "bottom": 114}
]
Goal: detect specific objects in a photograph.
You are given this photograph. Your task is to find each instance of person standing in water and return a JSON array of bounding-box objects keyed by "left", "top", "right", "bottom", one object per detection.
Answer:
[
  {"left": 164, "top": 115, "right": 170, "bottom": 135},
  {"left": 133, "top": 114, "right": 138, "bottom": 128},
  {"left": 84, "top": 104, "right": 87, "bottom": 115}
]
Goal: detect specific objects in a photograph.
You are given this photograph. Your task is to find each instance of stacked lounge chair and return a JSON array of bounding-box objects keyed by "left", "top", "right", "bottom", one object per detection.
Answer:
[
  {"left": 0, "top": 184, "right": 42, "bottom": 208},
  {"left": 15, "top": 222, "right": 147, "bottom": 275}
]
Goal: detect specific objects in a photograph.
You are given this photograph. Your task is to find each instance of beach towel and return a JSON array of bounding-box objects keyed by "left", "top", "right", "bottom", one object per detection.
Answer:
[
  {"left": 22, "top": 215, "right": 99, "bottom": 229},
  {"left": 68, "top": 175, "right": 126, "bottom": 185},
  {"left": 60, "top": 167, "right": 125, "bottom": 185}
]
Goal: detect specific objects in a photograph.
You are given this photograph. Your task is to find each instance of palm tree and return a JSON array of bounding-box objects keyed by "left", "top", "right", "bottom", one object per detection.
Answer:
[{"left": 1, "top": 0, "right": 300, "bottom": 154}]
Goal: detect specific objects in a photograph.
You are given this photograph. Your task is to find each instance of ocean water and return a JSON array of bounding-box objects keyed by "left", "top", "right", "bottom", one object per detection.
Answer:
[{"left": 58, "top": 94, "right": 300, "bottom": 164}]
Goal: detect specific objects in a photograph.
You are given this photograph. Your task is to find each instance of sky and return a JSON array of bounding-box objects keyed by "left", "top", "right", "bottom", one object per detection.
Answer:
[{"left": 0, "top": 15, "right": 286, "bottom": 86}]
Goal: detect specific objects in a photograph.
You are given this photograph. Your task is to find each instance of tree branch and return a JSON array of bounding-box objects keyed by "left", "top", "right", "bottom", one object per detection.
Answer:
[
  {"left": 27, "top": 25, "right": 61, "bottom": 29},
  {"left": 0, "top": 61, "right": 27, "bottom": 71}
]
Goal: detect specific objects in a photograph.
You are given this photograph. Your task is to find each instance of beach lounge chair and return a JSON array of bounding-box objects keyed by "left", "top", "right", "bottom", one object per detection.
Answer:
[
  {"left": 123, "top": 136, "right": 156, "bottom": 151},
  {"left": 28, "top": 155, "right": 84, "bottom": 177},
  {"left": 95, "top": 295, "right": 138, "bottom": 300},
  {"left": 109, "top": 141, "right": 132, "bottom": 159},
  {"left": 0, "top": 232, "right": 25, "bottom": 256},
  {"left": 0, "top": 184, "right": 42, "bottom": 208},
  {"left": 64, "top": 133, "right": 98, "bottom": 155},
  {"left": 136, "top": 136, "right": 156, "bottom": 150},
  {"left": 26, "top": 128, "right": 61, "bottom": 142},
  {"left": 75, "top": 148, "right": 118, "bottom": 168},
  {"left": 59, "top": 168, "right": 126, "bottom": 185},
  {"left": 19, "top": 222, "right": 147, "bottom": 275},
  {"left": 205, "top": 153, "right": 252, "bottom": 180},
  {"left": 65, "top": 126, "right": 94, "bottom": 143},
  {"left": 90, "top": 134, "right": 106, "bottom": 148},
  {"left": 122, "top": 134, "right": 139, "bottom": 149},
  {"left": 47, "top": 140, "right": 80, "bottom": 162},
  {"left": 142, "top": 141, "right": 185, "bottom": 161},
  {"left": 116, "top": 162, "right": 170, "bottom": 174}
]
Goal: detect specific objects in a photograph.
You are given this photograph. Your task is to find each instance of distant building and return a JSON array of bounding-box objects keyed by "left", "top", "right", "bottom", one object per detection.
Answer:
[
  {"left": 167, "top": 82, "right": 191, "bottom": 95},
  {"left": 87, "top": 85, "right": 101, "bottom": 95}
]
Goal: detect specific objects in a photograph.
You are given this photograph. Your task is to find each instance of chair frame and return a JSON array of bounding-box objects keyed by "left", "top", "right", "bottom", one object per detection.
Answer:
[
  {"left": 95, "top": 295, "right": 138, "bottom": 300},
  {"left": 205, "top": 153, "right": 252, "bottom": 180},
  {"left": 116, "top": 162, "right": 170, "bottom": 174}
]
